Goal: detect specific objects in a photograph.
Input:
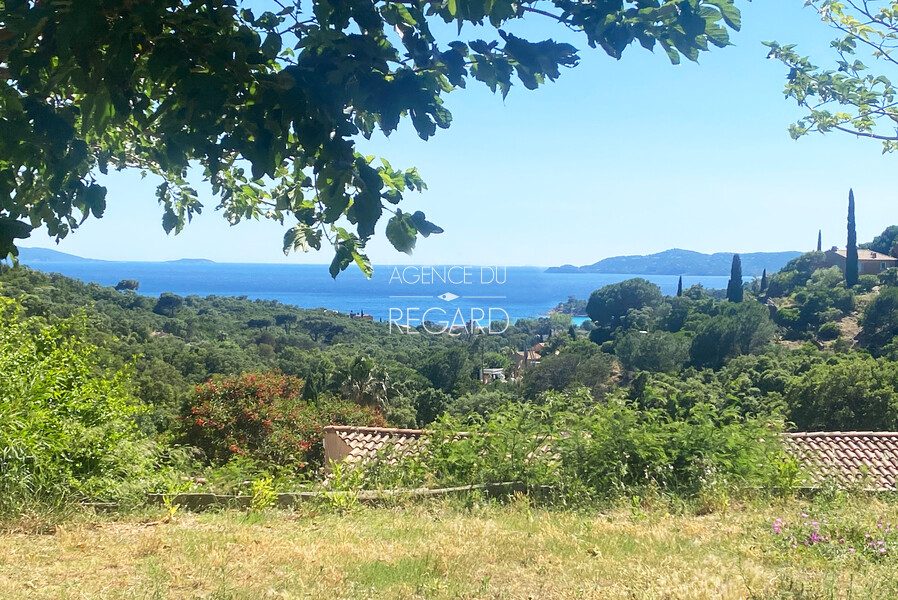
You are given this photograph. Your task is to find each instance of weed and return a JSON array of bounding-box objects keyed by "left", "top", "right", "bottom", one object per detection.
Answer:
[{"left": 250, "top": 476, "right": 277, "bottom": 511}]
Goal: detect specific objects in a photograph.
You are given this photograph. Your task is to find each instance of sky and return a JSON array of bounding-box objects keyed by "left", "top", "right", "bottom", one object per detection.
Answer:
[{"left": 21, "top": 0, "right": 898, "bottom": 267}]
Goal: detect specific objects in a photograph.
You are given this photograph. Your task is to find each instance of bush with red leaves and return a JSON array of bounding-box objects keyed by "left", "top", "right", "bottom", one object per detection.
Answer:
[{"left": 180, "top": 371, "right": 384, "bottom": 472}]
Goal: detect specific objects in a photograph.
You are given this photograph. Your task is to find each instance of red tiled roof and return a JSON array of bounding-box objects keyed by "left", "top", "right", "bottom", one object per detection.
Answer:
[
  {"left": 324, "top": 427, "right": 898, "bottom": 491},
  {"left": 830, "top": 248, "right": 898, "bottom": 262},
  {"left": 323, "top": 425, "right": 423, "bottom": 466},
  {"left": 786, "top": 432, "right": 898, "bottom": 491}
]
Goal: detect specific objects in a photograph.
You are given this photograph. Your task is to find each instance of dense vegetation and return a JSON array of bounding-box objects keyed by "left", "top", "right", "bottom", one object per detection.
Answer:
[{"left": 6, "top": 225, "right": 898, "bottom": 510}]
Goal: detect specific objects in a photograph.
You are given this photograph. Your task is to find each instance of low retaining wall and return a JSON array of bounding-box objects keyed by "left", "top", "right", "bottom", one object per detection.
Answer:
[{"left": 146, "top": 482, "right": 530, "bottom": 510}]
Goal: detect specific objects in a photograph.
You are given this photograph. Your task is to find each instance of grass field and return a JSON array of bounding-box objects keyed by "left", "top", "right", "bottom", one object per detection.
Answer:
[{"left": 1, "top": 494, "right": 898, "bottom": 599}]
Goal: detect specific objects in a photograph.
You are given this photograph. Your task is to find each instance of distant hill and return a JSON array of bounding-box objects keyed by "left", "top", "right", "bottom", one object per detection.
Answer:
[
  {"left": 16, "top": 247, "right": 105, "bottom": 263},
  {"left": 14, "top": 248, "right": 216, "bottom": 264},
  {"left": 165, "top": 258, "right": 216, "bottom": 264},
  {"left": 547, "top": 248, "right": 803, "bottom": 276}
]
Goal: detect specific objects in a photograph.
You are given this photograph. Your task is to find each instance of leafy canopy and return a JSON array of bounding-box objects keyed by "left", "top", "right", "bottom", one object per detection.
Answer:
[
  {"left": 586, "top": 277, "right": 663, "bottom": 327},
  {"left": 765, "top": 0, "right": 898, "bottom": 153},
  {"left": 861, "top": 224, "right": 898, "bottom": 256},
  {"left": 0, "top": 0, "right": 741, "bottom": 273}
]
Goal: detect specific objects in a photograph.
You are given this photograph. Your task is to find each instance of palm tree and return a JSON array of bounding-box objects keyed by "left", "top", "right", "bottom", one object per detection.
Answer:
[{"left": 341, "top": 355, "right": 391, "bottom": 413}]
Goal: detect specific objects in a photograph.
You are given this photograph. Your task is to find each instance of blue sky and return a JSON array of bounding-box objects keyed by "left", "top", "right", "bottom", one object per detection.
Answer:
[{"left": 22, "top": 1, "right": 898, "bottom": 267}]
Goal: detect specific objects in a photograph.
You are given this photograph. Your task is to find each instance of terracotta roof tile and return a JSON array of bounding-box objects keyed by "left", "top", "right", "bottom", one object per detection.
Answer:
[
  {"left": 786, "top": 432, "right": 898, "bottom": 491},
  {"left": 831, "top": 248, "right": 898, "bottom": 262},
  {"left": 324, "top": 425, "right": 424, "bottom": 465},
  {"left": 325, "top": 428, "right": 898, "bottom": 492}
]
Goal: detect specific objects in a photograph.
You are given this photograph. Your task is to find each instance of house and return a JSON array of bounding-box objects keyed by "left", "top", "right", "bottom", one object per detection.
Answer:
[
  {"left": 508, "top": 343, "right": 545, "bottom": 380},
  {"left": 480, "top": 367, "right": 506, "bottom": 384},
  {"left": 514, "top": 344, "right": 543, "bottom": 368},
  {"left": 824, "top": 247, "right": 898, "bottom": 275},
  {"left": 322, "top": 427, "right": 898, "bottom": 491},
  {"left": 785, "top": 431, "right": 898, "bottom": 490},
  {"left": 322, "top": 425, "right": 423, "bottom": 472}
]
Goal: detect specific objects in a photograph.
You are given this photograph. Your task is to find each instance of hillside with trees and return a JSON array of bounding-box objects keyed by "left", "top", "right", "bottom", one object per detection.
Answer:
[
  {"left": 547, "top": 248, "right": 801, "bottom": 275},
  {"left": 6, "top": 217, "right": 898, "bottom": 507}
]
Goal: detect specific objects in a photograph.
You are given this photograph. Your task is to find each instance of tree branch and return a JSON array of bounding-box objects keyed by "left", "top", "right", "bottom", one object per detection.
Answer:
[
  {"left": 829, "top": 0, "right": 898, "bottom": 69},
  {"left": 520, "top": 6, "right": 576, "bottom": 29},
  {"left": 831, "top": 122, "right": 898, "bottom": 141}
]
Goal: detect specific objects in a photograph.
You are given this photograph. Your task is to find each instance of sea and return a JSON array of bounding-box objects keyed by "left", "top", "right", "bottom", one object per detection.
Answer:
[{"left": 15, "top": 260, "right": 745, "bottom": 324}]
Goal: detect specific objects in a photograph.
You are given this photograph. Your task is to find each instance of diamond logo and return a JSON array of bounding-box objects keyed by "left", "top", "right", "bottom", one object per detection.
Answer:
[{"left": 437, "top": 292, "right": 459, "bottom": 302}]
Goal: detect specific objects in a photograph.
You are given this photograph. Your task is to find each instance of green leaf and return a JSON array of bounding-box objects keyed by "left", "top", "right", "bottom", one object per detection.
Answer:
[
  {"left": 410, "top": 211, "right": 443, "bottom": 237},
  {"left": 261, "top": 33, "right": 282, "bottom": 59},
  {"left": 329, "top": 244, "right": 353, "bottom": 278},
  {"left": 283, "top": 224, "right": 323, "bottom": 253},
  {"left": 659, "top": 40, "right": 681, "bottom": 65},
  {"left": 0, "top": 217, "right": 34, "bottom": 258},
  {"left": 162, "top": 209, "right": 179, "bottom": 235},
  {"left": 706, "top": 0, "right": 741, "bottom": 32},
  {"left": 352, "top": 249, "right": 373, "bottom": 277},
  {"left": 83, "top": 184, "right": 107, "bottom": 219},
  {"left": 0, "top": 0, "right": 746, "bottom": 277},
  {"left": 386, "top": 211, "right": 418, "bottom": 254}
]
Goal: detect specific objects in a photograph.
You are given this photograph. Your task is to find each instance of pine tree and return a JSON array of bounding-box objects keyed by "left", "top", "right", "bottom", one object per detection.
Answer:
[
  {"left": 676, "top": 276, "right": 683, "bottom": 297},
  {"left": 727, "top": 254, "right": 743, "bottom": 302},
  {"left": 817, "top": 230, "right": 822, "bottom": 252},
  {"left": 760, "top": 268, "right": 768, "bottom": 292},
  {"left": 846, "top": 189, "right": 858, "bottom": 287}
]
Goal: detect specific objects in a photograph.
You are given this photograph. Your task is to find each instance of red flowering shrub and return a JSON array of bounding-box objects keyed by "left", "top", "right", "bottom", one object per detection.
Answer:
[{"left": 180, "top": 371, "right": 383, "bottom": 472}]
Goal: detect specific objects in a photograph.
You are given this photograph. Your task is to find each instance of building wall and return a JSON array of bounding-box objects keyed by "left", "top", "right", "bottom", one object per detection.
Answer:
[
  {"left": 824, "top": 250, "right": 897, "bottom": 276},
  {"left": 860, "top": 260, "right": 896, "bottom": 275},
  {"left": 323, "top": 430, "right": 352, "bottom": 472},
  {"left": 824, "top": 251, "right": 846, "bottom": 272}
]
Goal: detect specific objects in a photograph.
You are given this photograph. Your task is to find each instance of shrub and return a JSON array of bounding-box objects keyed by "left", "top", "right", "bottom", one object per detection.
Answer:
[
  {"left": 614, "top": 330, "right": 690, "bottom": 373},
  {"left": 180, "top": 371, "right": 384, "bottom": 473},
  {"left": 521, "top": 345, "right": 613, "bottom": 399},
  {"left": 818, "top": 322, "right": 841, "bottom": 341},
  {"left": 879, "top": 268, "right": 898, "bottom": 287},
  {"left": 857, "top": 274, "right": 878, "bottom": 293},
  {"left": 862, "top": 287, "right": 898, "bottom": 352},
  {"left": 785, "top": 354, "right": 898, "bottom": 431},
  {"left": 774, "top": 307, "right": 801, "bottom": 329},
  {"left": 690, "top": 302, "right": 775, "bottom": 368},
  {"left": 0, "top": 298, "right": 163, "bottom": 511},
  {"left": 766, "top": 252, "right": 827, "bottom": 297},
  {"left": 817, "top": 308, "right": 844, "bottom": 324},
  {"left": 358, "top": 389, "right": 789, "bottom": 500},
  {"left": 447, "top": 388, "right": 519, "bottom": 419}
]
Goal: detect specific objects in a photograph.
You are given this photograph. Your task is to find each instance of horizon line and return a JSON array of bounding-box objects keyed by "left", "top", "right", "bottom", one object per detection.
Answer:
[{"left": 14, "top": 246, "right": 806, "bottom": 269}]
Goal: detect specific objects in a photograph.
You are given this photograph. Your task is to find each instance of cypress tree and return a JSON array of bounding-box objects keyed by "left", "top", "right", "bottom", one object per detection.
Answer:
[
  {"left": 817, "top": 230, "right": 822, "bottom": 252},
  {"left": 676, "top": 275, "right": 683, "bottom": 297},
  {"left": 726, "top": 254, "right": 743, "bottom": 302},
  {"left": 846, "top": 189, "right": 858, "bottom": 287},
  {"left": 760, "top": 268, "right": 768, "bottom": 292}
]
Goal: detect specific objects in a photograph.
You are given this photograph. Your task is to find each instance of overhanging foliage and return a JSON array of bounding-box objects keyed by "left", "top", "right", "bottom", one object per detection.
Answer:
[{"left": 0, "top": 0, "right": 741, "bottom": 272}]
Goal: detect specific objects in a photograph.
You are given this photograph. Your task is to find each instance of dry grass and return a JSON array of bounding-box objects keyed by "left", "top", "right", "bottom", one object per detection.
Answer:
[{"left": 0, "top": 495, "right": 897, "bottom": 599}]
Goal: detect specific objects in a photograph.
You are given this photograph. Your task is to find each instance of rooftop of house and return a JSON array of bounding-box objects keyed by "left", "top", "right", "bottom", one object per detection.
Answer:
[
  {"left": 828, "top": 248, "right": 898, "bottom": 262},
  {"left": 785, "top": 431, "right": 898, "bottom": 491},
  {"left": 323, "top": 427, "right": 898, "bottom": 491},
  {"left": 323, "top": 425, "right": 423, "bottom": 467}
]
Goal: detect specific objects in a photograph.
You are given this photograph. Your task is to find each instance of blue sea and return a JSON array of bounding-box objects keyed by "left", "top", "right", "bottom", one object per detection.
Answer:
[{"left": 20, "top": 261, "right": 739, "bottom": 322}]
